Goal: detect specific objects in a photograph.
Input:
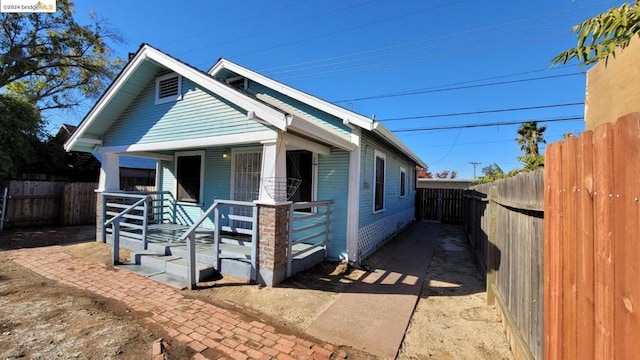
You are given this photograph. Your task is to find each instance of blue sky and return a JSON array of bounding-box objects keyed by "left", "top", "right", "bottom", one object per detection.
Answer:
[{"left": 59, "top": 0, "right": 624, "bottom": 178}]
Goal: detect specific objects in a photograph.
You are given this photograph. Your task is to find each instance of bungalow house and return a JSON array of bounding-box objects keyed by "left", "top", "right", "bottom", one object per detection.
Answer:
[{"left": 65, "top": 44, "right": 426, "bottom": 288}]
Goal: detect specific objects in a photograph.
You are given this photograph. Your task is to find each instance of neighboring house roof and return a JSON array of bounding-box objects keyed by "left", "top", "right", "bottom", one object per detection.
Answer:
[
  {"left": 209, "top": 58, "right": 426, "bottom": 167},
  {"left": 417, "top": 178, "right": 474, "bottom": 190},
  {"left": 65, "top": 43, "right": 425, "bottom": 168}
]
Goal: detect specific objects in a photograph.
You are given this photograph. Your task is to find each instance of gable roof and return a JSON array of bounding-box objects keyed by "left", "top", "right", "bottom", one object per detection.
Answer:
[
  {"left": 209, "top": 59, "right": 426, "bottom": 167},
  {"left": 65, "top": 44, "right": 288, "bottom": 153}
]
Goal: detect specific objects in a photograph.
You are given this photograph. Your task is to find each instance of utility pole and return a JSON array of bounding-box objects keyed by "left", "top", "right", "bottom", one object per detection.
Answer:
[{"left": 469, "top": 161, "right": 481, "bottom": 179}]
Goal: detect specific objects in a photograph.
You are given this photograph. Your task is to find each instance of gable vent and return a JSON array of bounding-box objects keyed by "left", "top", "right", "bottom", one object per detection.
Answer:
[{"left": 155, "top": 73, "right": 182, "bottom": 104}]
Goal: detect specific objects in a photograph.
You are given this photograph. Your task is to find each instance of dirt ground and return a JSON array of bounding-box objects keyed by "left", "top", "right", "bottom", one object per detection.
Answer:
[
  {"left": 0, "top": 226, "right": 194, "bottom": 360},
  {"left": 0, "top": 224, "right": 513, "bottom": 360}
]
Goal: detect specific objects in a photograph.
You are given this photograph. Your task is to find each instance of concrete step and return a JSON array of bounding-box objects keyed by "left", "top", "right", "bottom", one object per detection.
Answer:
[
  {"left": 164, "top": 257, "right": 219, "bottom": 283},
  {"left": 115, "top": 264, "right": 187, "bottom": 289}
]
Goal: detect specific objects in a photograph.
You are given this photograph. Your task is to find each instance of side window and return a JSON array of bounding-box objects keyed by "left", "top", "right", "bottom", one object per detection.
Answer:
[
  {"left": 374, "top": 150, "right": 386, "bottom": 213},
  {"left": 400, "top": 167, "right": 406, "bottom": 197},
  {"left": 175, "top": 152, "right": 203, "bottom": 204}
]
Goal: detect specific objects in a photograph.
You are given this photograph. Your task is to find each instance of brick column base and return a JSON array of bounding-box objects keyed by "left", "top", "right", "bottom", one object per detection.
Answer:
[{"left": 257, "top": 203, "right": 289, "bottom": 286}]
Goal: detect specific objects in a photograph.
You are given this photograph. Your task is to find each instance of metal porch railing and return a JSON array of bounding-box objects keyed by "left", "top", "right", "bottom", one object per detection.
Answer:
[{"left": 287, "top": 200, "right": 333, "bottom": 277}]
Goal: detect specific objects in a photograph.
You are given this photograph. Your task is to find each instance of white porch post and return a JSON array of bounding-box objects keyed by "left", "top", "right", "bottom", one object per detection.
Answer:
[
  {"left": 259, "top": 136, "right": 287, "bottom": 203},
  {"left": 98, "top": 152, "right": 120, "bottom": 191},
  {"left": 346, "top": 128, "right": 361, "bottom": 264},
  {"left": 96, "top": 152, "right": 120, "bottom": 243}
]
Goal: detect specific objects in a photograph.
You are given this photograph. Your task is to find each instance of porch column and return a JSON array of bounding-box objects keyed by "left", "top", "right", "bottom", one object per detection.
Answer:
[
  {"left": 259, "top": 137, "right": 287, "bottom": 203},
  {"left": 346, "top": 128, "right": 361, "bottom": 263},
  {"left": 257, "top": 203, "right": 289, "bottom": 286},
  {"left": 96, "top": 153, "right": 120, "bottom": 242}
]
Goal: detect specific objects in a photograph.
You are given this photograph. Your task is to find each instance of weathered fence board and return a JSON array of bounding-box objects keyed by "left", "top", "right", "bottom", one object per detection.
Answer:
[
  {"left": 416, "top": 188, "right": 464, "bottom": 224},
  {"left": 544, "top": 113, "right": 640, "bottom": 359},
  {"left": 3, "top": 180, "right": 98, "bottom": 229},
  {"left": 463, "top": 170, "right": 544, "bottom": 360},
  {"left": 62, "top": 182, "right": 98, "bottom": 225}
]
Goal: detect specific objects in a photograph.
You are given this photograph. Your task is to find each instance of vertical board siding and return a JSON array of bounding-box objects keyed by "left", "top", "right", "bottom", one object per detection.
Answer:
[
  {"left": 104, "top": 77, "right": 268, "bottom": 146},
  {"left": 544, "top": 113, "right": 640, "bottom": 359},
  {"left": 62, "top": 182, "right": 98, "bottom": 225},
  {"left": 317, "top": 148, "right": 349, "bottom": 260},
  {"left": 463, "top": 171, "right": 544, "bottom": 360}
]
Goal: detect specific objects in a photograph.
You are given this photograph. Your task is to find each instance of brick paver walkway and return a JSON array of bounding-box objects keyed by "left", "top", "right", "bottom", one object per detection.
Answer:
[{"left": 9, "top": 247, "right": 340, "bottom": 360}]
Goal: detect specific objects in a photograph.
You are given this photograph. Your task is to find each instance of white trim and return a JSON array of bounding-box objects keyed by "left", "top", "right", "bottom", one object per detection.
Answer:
[
  {"left": 311, "top": 152, "right": 318, "bottom": 203},
  {"left": 174, "top": 150, "right": 205, "bottom": 205},
  {"left": 65, "top": 44, "right": 287, "bottom": 152},
  {"left": 210, "top": 59, "right": 374, "bottom": 129},
  {"left": 76, "top": 137, "right": 102, "bottom": 145},
  {"left": 282, "top": 132, "right": 330, "bottom": 155},
  {"left": 346, "top": 128, "right": 361, "bottom": 263},
  {"left": 123, "top": 151, "right": 174, "bottom": 161},
  {"left": 155, "top": 73, "right": 183, "bottom": 105},
  {"left": 373, "top": 149, "right": 386, "bottom": 214},
  {"left": 399, "top": 166, "right": 407, "bottom": 198},
  {"left": 286, "top": 114, "right": 355, "bottom": 151},
  {"left": 97, "top": 130, "right": 277, "bottom": 154},
  {"left": 371, "top": 122, "right": 426, "bottom": 168},
  {"left": 256, "top": 93, "right": 356, "bottom": 151}
]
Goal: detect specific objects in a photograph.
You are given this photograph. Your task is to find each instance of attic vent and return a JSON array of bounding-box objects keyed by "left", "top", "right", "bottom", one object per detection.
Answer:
[{"left": 155, "top": 73, "right": 182, "bottom": 105}]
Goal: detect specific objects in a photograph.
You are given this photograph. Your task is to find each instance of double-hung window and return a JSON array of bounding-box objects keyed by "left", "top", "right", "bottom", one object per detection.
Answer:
[
  {"left": 399, "top": 167, "right": 407, "bottom": 197},
  {"left": 374, "top": 150, "right": 386, "bottom": 213}
]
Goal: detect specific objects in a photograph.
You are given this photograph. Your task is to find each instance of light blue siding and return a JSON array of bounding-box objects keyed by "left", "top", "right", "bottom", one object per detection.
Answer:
[
  {"left": 159, "top": 148, "right": 233, "bottom": 228},
  {"left": 317, "top": 148, "right": 350, "bottom": 260},
  {"left": 248, "top": 82, "right": 352, "bottom": 136},
  {"left": 104, "top": 75, "right": 269, "bottom": 146},
  {"left": 359, "top": 133, "right": 416, "bottom": 229}
]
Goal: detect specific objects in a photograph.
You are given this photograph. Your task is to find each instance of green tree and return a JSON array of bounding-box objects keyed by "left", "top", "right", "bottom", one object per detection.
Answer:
[
  {"left": 475, "top": 163, "right": 507, "bottom": 184},
  {"left": 516, "top": 121, "right": 546, "bottom": 157},
  {"left": 0, "top": 95, "right": 41, "bottom": 180},
  {"left": 0, "top": 0, "right": 123, "bottom": 112},
  {"left": 553, "top": 1, "right": 640, "bottom": 65}
]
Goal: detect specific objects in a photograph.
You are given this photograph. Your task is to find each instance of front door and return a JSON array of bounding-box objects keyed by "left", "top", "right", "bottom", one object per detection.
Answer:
[{"left": 231, "top": 149, "right": 262, "bottom": 229}]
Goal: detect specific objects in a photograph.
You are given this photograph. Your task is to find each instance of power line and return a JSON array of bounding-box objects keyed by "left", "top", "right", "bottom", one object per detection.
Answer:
[
  {"left": 335, "top": 72, "right": 584, "bottom": 103},
  {"left": 332, "top": 65, "right": 574, "bottom": 103},
  {"left": 258, "top": 0, "right": 617, "bottom": 74},
  {"left": 378, "top": 102, "right": 584, "bottom": 121},
  {"left": 391, "top": 115, "right": 584, "bottom": 133},
  {"left": 228, "top": 0, "right": 472, "bottom": 60}
]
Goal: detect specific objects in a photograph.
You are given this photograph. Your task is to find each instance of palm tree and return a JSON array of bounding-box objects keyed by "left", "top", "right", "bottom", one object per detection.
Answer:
[{"left": 516, "top": 122, "right": 547, "bottom": 157}]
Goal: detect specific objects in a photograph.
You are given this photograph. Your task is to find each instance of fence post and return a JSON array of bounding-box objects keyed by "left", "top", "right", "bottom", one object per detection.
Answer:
[
  {"left": 486, "top": 184, "right": 498, "bottom": 305},
  {"left": 112, "top": 218, "right": 120, "bottom": 265},
  {"left": 187, "top": 233, "right": 196, "bottom": 290}
]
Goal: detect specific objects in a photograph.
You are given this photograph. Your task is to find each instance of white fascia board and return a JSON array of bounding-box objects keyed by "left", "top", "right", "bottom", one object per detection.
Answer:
[
  {"left": 76, "top": 137, "right": 103, "bottom": 145},
  {"left": 124, "top": 151, "right": 174, "bottom": 161},
  {"left": 372, "top": 122, "right": 427, "bottom": 168},
  {"left": 287, "top": 115, "right": 355, "bottom": 152},
  {"left": 143, "top": 47, "right": 287, "bottom": 131},
  {"left": 210, "top": 59, "right": 374, "bottom": 130},
  {"left": 64, "top": 49, "right": 151, "bottom": 152},
  {"left": 66, "top": 46, "right": 287, "bottom": 153},
  {"left": 97, "top": 130, "right": 277, "bottom": 154},
  {"left": 282, "top": 133, "right": 330, "bottom": 155}
]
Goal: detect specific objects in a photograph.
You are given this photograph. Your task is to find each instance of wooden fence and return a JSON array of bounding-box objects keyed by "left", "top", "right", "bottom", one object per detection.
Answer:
[
  {"left": 416, "top": 188, "right": 464, "bottom": 224},
  {"left": 463, "top": 170, "right": 544, "bottom": 360},
  {"left": 2, "top": 180, "right": 98, "bottom": 229},
  {"left": 544, "top": 113, "right": 640, "bottom": 360}
]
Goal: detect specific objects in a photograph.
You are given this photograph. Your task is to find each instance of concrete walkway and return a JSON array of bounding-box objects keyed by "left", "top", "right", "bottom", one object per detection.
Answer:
[
  {"left": 9, "top": 247, "right": 339, "bottom": 360},
  {"left": 306, "top": 221, "right": 439, "bottom": 359}
]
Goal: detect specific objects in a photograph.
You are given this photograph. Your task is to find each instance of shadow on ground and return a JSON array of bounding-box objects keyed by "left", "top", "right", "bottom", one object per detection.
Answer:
[{"left": 0, "top": 225, "right": 96, "bottom": 250}]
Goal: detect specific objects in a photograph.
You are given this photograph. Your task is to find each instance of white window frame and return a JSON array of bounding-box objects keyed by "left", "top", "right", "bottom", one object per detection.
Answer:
[
  {"left": 174, "top": 150, "right": 205, "bottom": 205},
  {"left": 399, "top": 166, "right": 407, "bottom": 198},
  {"left": 155, "top": 73, "right": 183, "bottom": 105},
  {"left": 373, "top": 149, "right": 386, "bottom": 214}
]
